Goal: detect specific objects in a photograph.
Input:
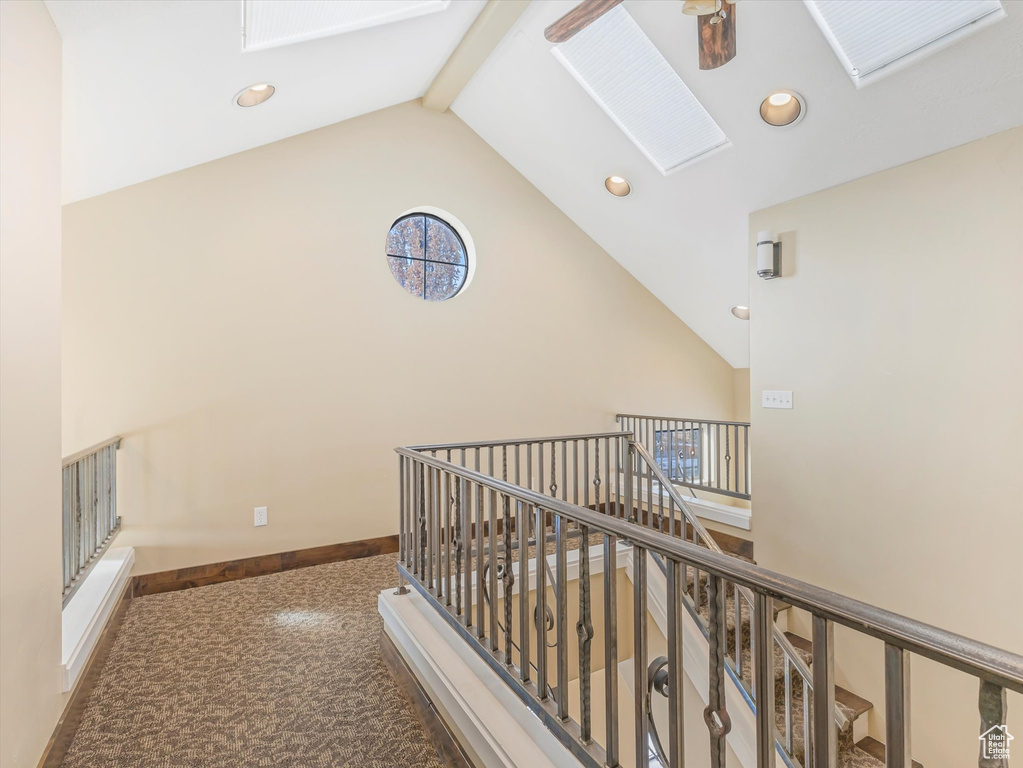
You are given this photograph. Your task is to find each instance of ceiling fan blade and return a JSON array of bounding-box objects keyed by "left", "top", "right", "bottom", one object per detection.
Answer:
[
  {"left": 544, "top": 0, "right": 624, "bottom": 44},
  {"left": 698, "top": 0, "right": 736, "bottom": 70}
]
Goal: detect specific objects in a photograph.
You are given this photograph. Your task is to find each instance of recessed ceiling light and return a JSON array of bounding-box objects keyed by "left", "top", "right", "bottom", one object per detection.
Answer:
[
  {"left": 605, "top": 176, "right": 632, "bottom": 197},
  {"left": 235, "top": 83, "right": 275, "bottom": 107},
  {"left": 760, "top": 90, "right": 804, "bottom": 127},
  {"left": 730, "top": 305, "right": 750, "bottom": 320}
]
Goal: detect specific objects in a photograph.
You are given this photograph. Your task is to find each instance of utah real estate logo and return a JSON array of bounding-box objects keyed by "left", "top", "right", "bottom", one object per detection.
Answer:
[{"left": 980, "top": 724, "right": 1013, "bottom": 761}]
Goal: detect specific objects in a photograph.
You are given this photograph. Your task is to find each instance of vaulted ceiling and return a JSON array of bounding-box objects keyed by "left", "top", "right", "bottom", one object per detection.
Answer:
[{"left": 46, "top": 0, "right": 1023, "bottom": 367}]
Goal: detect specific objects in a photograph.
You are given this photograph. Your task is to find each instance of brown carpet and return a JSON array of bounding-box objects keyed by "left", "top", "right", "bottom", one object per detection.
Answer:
[{"left": 62, "top": 553, "right": 445, "bottom": 768}]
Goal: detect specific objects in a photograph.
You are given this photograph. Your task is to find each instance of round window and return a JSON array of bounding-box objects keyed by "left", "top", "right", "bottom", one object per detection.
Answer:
[{"left": 386, "top": 213, "right": 468, "bottom": 301}]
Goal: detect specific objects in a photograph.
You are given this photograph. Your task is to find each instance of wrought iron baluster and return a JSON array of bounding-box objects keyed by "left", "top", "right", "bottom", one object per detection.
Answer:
[
  {"left": 784, "top": 654, "right": 793, "bottom": 754},
  {"left": 603, "top": 532, "right": 619, "bottom": 766},
  {"left": 561, "top": 440, "right": 567, "bottom": 503},
  {"left": 885, "top": 643, "right": 911, "bottom": 768},
  {"left": 535, "top": 506, "right": 548, "bottom": 700},
  {"left": 979, "top": 679, "right": 1008, "bottom": 768},
  {"left": 550, "top": 441, "right": 558, "bottom": 498},
  {"left": 754, "top": 592, "right": 776, "bottom": 768},
  {"left": 577, "top": 521, "right": 593, "bottom": 741},
  {"left": 555, "top": 514, "right": 569, "bottom": 720},
  {"left": 666, "top": 559, "right": 685, "bottom": 768},
  {"left": 444, "top": 467, "right": 452, "bottom": 604},
  {"left": 457, "top": 476, "right": 466, "bottom": 619},
  {"left": 724, "top": 427, "right": 732, "bottom": 493},
  {"left": 812, "top": 615, "right": 837, "bottom": 768},
  {"left": 518, "top": 501, "right": 530, "bottom": 682},
  {"left": 489, "top": 487, "right": 499, "bottom": 652},
  {"left": 475, "top": 475, "right": 485, "bottom": 639},
  {"left": 502, "top": 449, "right": 514, "bottom": 665},
  {"left": 634, "top": 546, "right": 649, "bottom": 768},
  {"left": 418, "top": 463, "right": 427, "bottom": 581},
  {"left": 704, "top": 574, "right": 731, "bottom": 768}
]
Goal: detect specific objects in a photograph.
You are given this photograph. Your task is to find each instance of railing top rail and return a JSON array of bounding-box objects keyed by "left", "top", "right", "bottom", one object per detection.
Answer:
[
  {"left": 408, "top": 431, "right": 632, "bottom": 452},
  {"left": 62, "top": 436, "right": 122, "bottom": 468},
  {"left": 617, "top": 413, "right": 751, "bottom": 428},
  {"left": 396, "top": 445, "right": 1023, "bottom": 692}
]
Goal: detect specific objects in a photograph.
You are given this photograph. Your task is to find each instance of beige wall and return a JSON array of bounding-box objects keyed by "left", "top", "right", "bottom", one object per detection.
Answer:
[
  {"left": 0, "top": 1, "right": 64, "bottom": 766},
  {"left": 732, "top": 368, "right": 750, "bottom": 423},
  {"left": 749, "top": 127, "right": 1022, "bottom": 767},
  {"left": 62, "top": 101, "right": 737, "bottom": 576}
]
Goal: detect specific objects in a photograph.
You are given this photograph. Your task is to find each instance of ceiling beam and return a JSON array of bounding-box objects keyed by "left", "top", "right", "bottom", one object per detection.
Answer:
[{"left": 422, "top": 0, "right": 530, "bottom": 113}]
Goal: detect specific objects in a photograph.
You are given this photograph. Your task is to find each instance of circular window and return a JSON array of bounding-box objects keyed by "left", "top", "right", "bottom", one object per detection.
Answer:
[{"left": 386, "top": 213, "right": 468, "bottom": 301}]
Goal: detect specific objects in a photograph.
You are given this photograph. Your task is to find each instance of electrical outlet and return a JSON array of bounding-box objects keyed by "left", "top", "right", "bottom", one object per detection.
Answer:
[
  {"left": 254, "top": 506, "right": 268, "bottom": 527},
  {"left": 761, "top": 390, "right": 793, "bottom": 409}
]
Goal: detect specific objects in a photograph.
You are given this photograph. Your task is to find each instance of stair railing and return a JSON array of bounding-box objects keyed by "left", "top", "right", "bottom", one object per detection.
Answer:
[
  {"left": 617, "top": 413, "right": 751, "bottom": 500},
  {"left": 627, "top": 438, "right": 834, "bottom": 766},
  {"left": 62, "top": 436, "right": 122, "bottom": 604},
  {"left": 396, "top": 433, "right": 1023, "bottom": 768}
]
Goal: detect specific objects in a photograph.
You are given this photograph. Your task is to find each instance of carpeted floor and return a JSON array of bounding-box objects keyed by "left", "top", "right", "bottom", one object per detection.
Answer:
[{"left": 62, "top": 553, "right": 445, "bottom": 768}]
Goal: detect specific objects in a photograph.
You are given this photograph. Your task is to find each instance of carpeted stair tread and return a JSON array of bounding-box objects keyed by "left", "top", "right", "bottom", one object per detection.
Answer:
[
  {"left": 856, "top": 737, "right": 924, "bottom": 768},
  {"left": 783, "top": 632, "right": 875, "bottom": 719},
  {"left": 673, "top": 543, "right": 916, "bottom": 768},
  {"left": 682, "top": 554, "right": 885, "bottom": 766}
]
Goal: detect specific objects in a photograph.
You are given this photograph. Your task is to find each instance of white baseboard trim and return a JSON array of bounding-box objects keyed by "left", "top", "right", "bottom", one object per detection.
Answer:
[
  {"left": 379, "top": 588, "right": 582, "bottom": 768},
  {"left": 61, "top": 546, "right": 134, "bottom": 692},
  {"left": 614, "top": 474, "right": 751, "bottom": 530}
]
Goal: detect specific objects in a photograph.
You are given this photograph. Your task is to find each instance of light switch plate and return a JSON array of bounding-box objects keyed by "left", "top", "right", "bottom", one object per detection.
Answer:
[
  {"left": 762, "top": 390, "right": 793, "bottom": 409},
  {"left": 254, "top": 506, "right": 268, "bottom": 527}
]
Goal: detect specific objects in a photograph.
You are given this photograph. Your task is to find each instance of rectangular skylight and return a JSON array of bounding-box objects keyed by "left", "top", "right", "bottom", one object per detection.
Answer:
[
  {"left": 804, "top": 0, "right": 1006, "bottom": 87},
  {"left": 243, "top": 0, "right": 451, "bottom": 52},
  {"left": 552, "top": 5, "right": 729, "bottom": 175}
]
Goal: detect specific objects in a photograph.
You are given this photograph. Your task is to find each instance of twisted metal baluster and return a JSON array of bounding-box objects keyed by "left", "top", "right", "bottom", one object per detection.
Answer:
[
  {"left": 724, "top": 428, "right": 732, "bottom": 493},
  {"left": 571, "top": 438, "right": 599, "bottom": 742},
  {"left": 418, "top": 465, "right": 427, "bottom": 581},
  {"left": 453, "top": 476, "right": 463, "bottom": 616},
  {"left": 549, "top": 442, "right": 558, "bottom": 498},
  {"left": 502, "top": 447, "right": 514, "bottom": 665},
  {"left": 704, "top": 575, "right": 732, "bottom": 768},
  {"left": 577, "top": 519, "right": 593, "bottom": 743},
  {"left": 979, "top": 680, "right": 1008, "bottom": 768}
]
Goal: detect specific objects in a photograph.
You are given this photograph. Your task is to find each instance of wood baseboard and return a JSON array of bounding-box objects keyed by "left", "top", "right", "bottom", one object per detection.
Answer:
[
  {"left": 380, "top": 629, "right": 475, "bottom": 768},
  {"left": 37, "top": 580, "right": 132, "bottom": 768},
  {"left": 131, "top": 534, "right": 400, "bottom": 597}
]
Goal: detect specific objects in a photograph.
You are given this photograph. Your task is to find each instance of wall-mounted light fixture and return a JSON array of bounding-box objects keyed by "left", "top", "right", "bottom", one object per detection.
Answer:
[{"left": 757, "top": 231, "right": 781, "bottom": 279}]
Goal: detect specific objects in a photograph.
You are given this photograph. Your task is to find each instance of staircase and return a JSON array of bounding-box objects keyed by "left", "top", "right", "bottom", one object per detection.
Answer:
[
  {"left": 392, "top": 429, "right": 1023, "bottom": 768},
  {"left": 683, "top": 557, "right": 913, "bottom": 768}
]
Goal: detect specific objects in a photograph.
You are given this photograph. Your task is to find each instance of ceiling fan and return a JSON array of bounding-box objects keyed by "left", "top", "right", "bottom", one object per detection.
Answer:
[{"left": 544, "top": 0, "right": 736, "bottom": 70}]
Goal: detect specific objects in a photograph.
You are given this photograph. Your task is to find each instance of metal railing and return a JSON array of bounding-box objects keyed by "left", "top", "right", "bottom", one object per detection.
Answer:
[
  {"left": 62, "top": 436, "right": 122, "bottom": 604},
  {"left": 628, "top": 439, "right": 834, "bottom": 766},
  {"left": 618, "top": 413, "right": 751, "bottom": 500},
  {"left": 395, "top": 431, "right": 1023, "bottom": 768}
]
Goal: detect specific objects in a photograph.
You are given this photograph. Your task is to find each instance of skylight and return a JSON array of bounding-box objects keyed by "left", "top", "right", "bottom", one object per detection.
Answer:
[
  {"left": 242, "top": 0, "right": 451, "bottom": 52},
  {"left": 552, "top": 6, "right": 729, "bottom": 176},
  {"left": 804, "top": 0, "right": 1006, "bottom": 87}
]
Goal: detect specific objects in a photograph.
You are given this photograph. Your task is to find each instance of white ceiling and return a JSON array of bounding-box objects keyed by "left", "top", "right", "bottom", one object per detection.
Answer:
[
  {"left": 45, "top": 0, "right": 484, "bottom": 203},
  {"left": 451, "top": 0, "right": 1023, "bottom": 366},
  {"left": 46, "top": 0, "right": 1023, "bottom": 368}
]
